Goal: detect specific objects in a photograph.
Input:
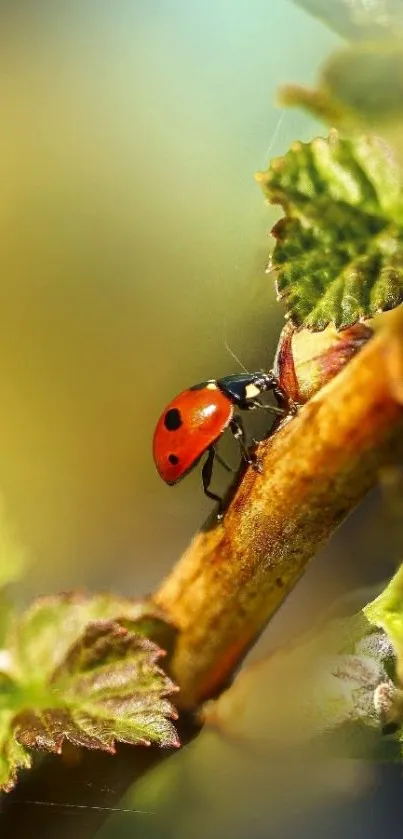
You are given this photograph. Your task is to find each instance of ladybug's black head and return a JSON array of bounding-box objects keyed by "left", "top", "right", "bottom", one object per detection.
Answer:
[{"left": 216, "top": 372, "right": 277, "bottom": 409}]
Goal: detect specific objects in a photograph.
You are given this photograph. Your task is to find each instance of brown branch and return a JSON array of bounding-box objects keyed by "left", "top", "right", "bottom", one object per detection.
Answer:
[
  {"left": 154, "top": 317, "right": 403, "bottom": 710},
  {"left": 8, "top": 320, "right": 403, "bottom": 838}
]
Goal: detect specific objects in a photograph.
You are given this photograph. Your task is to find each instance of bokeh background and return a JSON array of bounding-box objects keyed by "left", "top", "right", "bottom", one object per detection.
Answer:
[
  {"left": 0, "top": 0, "right": 339, "bottom": 598},
  {"left": 1, "top": 1, "right": 402, "bottom": 837}
]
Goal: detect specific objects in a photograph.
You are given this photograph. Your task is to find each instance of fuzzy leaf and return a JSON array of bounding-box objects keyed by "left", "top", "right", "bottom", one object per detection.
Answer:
[
  {"left": 206, "top": 607, "right": 398, "bottom": 758},
  {"left": 281, "top": 43, "right": 403, "bottom": 132},
  {"left": 294, "top": 0, "right": 403, "bottom": 42},
  {"left": 257, "top": 132, "right": 403, "bottom": 329},
  {"left": 8, "top": 591, "right": 176, "bottom": 681},
  {"left": 0, "top": 594, "right": 179, "bottom": 792}
]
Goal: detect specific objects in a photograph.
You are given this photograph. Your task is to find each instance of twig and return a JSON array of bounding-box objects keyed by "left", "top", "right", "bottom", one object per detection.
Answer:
[{"left": 154, "top": 317, "right": 403, "bottom": 709}]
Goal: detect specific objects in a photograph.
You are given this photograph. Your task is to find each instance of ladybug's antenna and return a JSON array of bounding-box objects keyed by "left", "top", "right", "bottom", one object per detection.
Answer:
[
  {"left": 223, "top": 336, "right": 250, "bottom": 374},
  {"left": 261, "top": 109, "right": 285, "bottom": 166},
  {"left": 222, "top": 310, "right": 250, "bottom": 373},
  {"left": 220, "top": 113, "right": 285, "bottom": 379}
]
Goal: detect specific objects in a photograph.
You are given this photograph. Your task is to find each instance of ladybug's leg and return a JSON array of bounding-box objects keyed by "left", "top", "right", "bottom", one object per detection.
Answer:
[
  {"left": 257, "top": 371, "right": 288, "bottom": 409},
  {"left": 213, "top": 449, "right": 235, "bottom": 473},
  {"left": 230, "top": 415, "right": 262, "bottom": 473},
  {"left": 270, "top": 379, "right": 298, "bottom": 414},
  {"left": 273, "top": 384, "right": 289, "bottom": 409},
  {"left": 202, "top": 448, "right": 224, "bottom": 505},
  {"left": 250, "top": 399, "right": 284, "bottom": 416},
  {"left": 262, "top": 371, "right": 296, "bottom": 414}
]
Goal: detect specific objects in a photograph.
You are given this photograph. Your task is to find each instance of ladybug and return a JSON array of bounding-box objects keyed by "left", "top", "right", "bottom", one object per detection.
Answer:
[{"left": 153, "top": 372, "right": 287, "bottom": 505}]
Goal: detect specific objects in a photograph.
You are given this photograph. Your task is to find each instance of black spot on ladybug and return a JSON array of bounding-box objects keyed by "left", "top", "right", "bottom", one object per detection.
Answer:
[
  {"left": 164, "top": 408, "right": 182, "bottom": 431},
  {"left": 189, "top": 381, "right": 209, "bottom": 391},
  {"left": 168, "top": 453, "right": 179, "bottom": 465}
]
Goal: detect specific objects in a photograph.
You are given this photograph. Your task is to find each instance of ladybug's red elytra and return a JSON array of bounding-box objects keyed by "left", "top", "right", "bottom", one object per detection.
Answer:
[{"left": 153, "top": 372, "right": 287, "bottom": 506}]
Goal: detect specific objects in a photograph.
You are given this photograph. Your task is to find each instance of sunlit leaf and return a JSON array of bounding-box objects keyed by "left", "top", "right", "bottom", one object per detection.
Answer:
[
  {"left": 257, "top": 132, "right": 403, "bottom": 329},
  {"left": 0, "top": 594, "right": 179, "bottom": 792},
  {"left": 9, "top": 591, "right": 176, "bottom": 681}
]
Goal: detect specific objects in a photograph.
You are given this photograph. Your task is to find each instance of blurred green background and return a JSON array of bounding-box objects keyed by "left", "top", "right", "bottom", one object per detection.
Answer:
[
  {"left": 0, "top": 0, "right": 338, "bottom": 599},
  {"left": 3, "top": 3, "right": 403, "bottom": 839}
]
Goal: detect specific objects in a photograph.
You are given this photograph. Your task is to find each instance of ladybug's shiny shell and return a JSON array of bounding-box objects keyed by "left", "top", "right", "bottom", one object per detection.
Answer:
[{"left": 153, "top": 383, "right": 233, "bottom": 485}]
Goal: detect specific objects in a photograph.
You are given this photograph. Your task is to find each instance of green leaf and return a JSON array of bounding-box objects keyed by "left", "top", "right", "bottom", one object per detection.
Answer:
[
  {"left": 0, "top": 593, "right": 179, "bottom": 792},
  {"left": 0, "top": 708, "right": 32, "bottom": 793},
  {"left": 364, "top": 564, "right": 403, "bottom": 655},
  {"left": 363, "top": 565, "right": 403, "bottom": 738},
  {"left": 280, "top": 43, "right": 403, "bottom": 131},
  {"left": 257, "top": 132, "right": 403, "bottom": 329},
  {"left": 294, "top": 0, "right": 403, "bottom": 42}
]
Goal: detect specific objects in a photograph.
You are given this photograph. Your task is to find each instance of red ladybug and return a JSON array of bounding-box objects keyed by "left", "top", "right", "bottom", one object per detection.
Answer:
[{"left": 153, "top": 372, "right": 286, "bottom": 505}]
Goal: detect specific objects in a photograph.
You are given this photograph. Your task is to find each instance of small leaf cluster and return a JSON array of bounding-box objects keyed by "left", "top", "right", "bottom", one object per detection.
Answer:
[
  {"left": 257, "top": 134, "right": 403, "bottom": 329},
  {"left": 257, "top": 0, "right": 403, "bottom": 330}
]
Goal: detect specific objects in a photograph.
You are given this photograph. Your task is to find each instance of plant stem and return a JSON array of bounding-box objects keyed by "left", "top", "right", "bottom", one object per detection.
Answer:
[{"left": 154, "top": 318, "right": 403, "bottom": 709}]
